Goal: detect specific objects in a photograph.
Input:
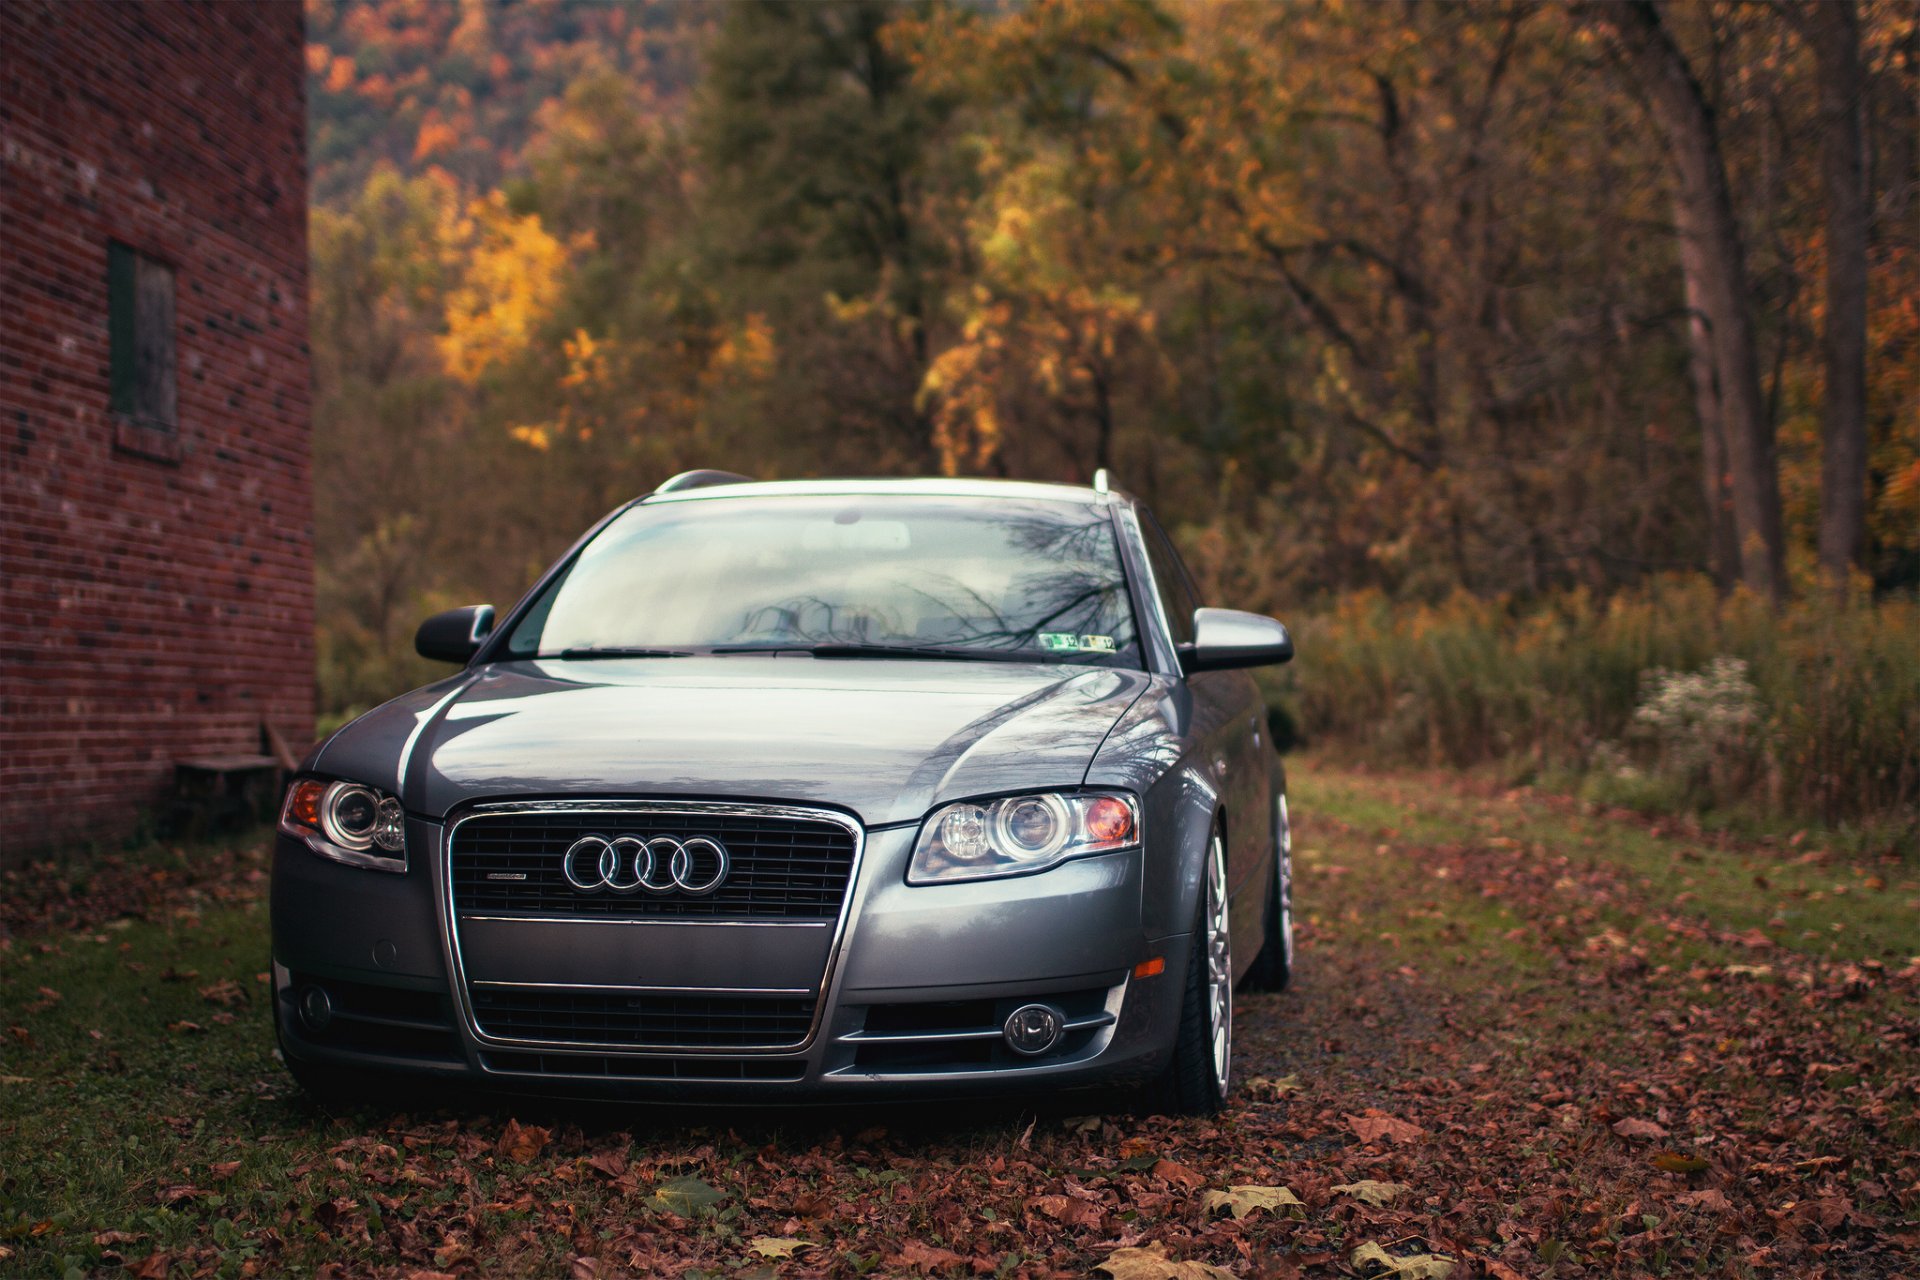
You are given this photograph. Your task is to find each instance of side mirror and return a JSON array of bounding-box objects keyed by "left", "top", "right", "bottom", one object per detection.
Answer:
[
  {"left": 1179, "top": 607, "right": 1294, "bottom": 673},
  {"left": 415, "top": 604, "right": 496, "bottom": 664}
]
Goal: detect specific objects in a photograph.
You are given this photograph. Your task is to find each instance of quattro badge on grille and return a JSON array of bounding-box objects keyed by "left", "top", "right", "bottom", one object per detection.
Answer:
[{"left": 561, "top": 834, "right": 730, "bottom": 896}]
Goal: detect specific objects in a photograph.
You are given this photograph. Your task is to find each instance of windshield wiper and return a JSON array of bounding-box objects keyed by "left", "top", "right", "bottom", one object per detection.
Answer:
[
  {"left": 712, "top": 643, "right": 1038, "bottom": 663},
  {"left": 543, "top": 646, "right": 695, "bottom": 660}
]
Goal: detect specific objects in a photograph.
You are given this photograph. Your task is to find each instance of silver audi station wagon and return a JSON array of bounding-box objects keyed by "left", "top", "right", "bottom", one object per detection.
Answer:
[{"left": 273, "top": 472, "right": 1295, "bottom": 1114}]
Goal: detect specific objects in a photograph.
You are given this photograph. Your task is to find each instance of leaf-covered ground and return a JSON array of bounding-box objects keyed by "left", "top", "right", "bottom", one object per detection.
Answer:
[{"left": 2, "top": 763, "right": 1915, "bottom": 1278}]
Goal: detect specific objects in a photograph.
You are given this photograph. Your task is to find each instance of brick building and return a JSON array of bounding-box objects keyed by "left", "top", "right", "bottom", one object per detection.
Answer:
[{"left": 0, "top": 1, "right": 314, "bottom": 859}]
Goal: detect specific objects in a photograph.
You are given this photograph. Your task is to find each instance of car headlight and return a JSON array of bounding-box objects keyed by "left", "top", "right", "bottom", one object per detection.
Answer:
[
  {"left": 907, "top": 791, "right": 1139, "bottom": 885},
  {"left": 279, "top": 777, "right": 407, "bottom": 872}
]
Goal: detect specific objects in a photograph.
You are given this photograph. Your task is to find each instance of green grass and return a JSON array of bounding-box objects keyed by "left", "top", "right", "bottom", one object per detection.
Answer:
[
  {"left": 1297, "top": 766, "right": 1920, "bottom": 963},
  {"left": 2, "top": 899, "right": 285, "bottom": 1276}
]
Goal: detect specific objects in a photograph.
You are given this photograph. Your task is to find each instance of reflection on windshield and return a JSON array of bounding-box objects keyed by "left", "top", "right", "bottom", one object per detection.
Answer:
[{"left": 505, "top": 496, "right": 1141, "bottom": 666}]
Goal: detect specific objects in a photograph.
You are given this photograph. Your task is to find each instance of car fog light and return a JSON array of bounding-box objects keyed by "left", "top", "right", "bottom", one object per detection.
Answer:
[
  {"left": 298, "top": 984, "right": 334, "bottom": 1032},
  {"left": 1003, "top": 1003, "right": 1064, "bottom": 1056}
]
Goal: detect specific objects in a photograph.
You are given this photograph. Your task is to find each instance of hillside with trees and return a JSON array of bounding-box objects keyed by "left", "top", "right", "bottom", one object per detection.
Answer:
[
  {"left": 306, "top": 0, "right": 712, "bottom": 202},
  {"left": 305, "top": 0, "right": 1919, "bottom": 843}
]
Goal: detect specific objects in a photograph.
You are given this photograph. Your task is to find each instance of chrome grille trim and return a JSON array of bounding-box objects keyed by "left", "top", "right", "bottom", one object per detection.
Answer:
[
  {"left": 448, "top": 804, "right": 856, "bottom": 920},
  {"left": 457, "top": 916, "right": 831, "bottom": 929},
  {"left": 440, "top": 799, "right": 864, "bottom": 1056}
]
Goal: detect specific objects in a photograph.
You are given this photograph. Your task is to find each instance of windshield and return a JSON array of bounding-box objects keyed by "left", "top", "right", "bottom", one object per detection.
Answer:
[{"left": 503, "top": 494, "right": 1143, "bottom": 666}]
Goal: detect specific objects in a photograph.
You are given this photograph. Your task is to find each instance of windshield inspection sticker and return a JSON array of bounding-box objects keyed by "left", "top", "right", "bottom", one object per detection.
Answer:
[{"left": 1039, "top": 632, "right": 1116, "bottom": 653}]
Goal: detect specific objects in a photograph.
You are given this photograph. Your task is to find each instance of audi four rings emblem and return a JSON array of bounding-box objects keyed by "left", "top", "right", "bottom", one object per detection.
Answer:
[{"left": 562, "top": 834, "right": 731, "bottom": 895}]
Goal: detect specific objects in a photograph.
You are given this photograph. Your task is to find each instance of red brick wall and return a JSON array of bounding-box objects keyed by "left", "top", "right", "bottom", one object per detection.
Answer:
[{"left": 0, "top": 0, "right": 313, "bottom": 859}]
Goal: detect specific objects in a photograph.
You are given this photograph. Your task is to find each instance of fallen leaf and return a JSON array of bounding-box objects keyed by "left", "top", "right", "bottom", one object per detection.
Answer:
[
  {"left": 1203, "top": 1184, "right": 1304, "bottom": 1219},
  {"left": 1613, "top": 1118, "right": 1668, "bottom": 1141},
  {"left": 1096, "top": 1241, "right": 1236, "bottom": 1280},
  {"left": 645, "top": 1175, "right": 726, "bottom": 1215},
  {"left": 1333, "top": 1180, "right": 1411, "bottom": 1207},
  {"left": 1345, "top": 1111, "right": 1426, "bottom": 1144},
  {"left": 1676, "top": 1188, "right": 1733, "bottom": 1212},
  {"left": 1245, "top": 1073, "right": 1303, "bottom": 1099},
  {"left": 1785, "top": 1195, "right": 1860, "bottom": 1229},
  {"left": 1151, "top": 1158, "right": 1208, "bottom": 1189},
  {"left": 131, "top": 1254, "right": 172, "bottom": 1280},
  {"left": 209, "top": 1160, "right": 242, "bottom": 1180},
  {"left": 198, "top": 978, "right": 248, "bottom": 1007},
  {"left": 887, "top": 1239, "right": 968, "bottom": 1273},
  {"left": 1351, "top": 1240, "right": 1455, "bottom": 1278},
  {"left": 747, "top": 1237, "right": 811, "bottom": 1259},
  {"left": 166, "top": 1021, "right": 206, "bottom": 1035},
  {"left": 1033, "top": 1194, "right": 1104, "bottom": 1227},
  {"left": 495, "top": 1118, "right": 550, "bottom": 1162},
  {"left": 1652, "top": 1151, "right": 1709, "bottom": 1173},
  {"left": 585, "top": 1149, "right": 628, "bottom": 1179}
]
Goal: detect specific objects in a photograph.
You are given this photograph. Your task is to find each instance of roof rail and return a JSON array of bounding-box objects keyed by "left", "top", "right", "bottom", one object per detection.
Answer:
[{"left": 655, "top": 469, "right": 754, "bottom": 494}]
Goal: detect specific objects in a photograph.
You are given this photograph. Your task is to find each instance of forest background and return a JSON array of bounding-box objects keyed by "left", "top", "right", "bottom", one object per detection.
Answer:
[{"left": 304, "top": 0, "right": 1919, "bottom": 849}]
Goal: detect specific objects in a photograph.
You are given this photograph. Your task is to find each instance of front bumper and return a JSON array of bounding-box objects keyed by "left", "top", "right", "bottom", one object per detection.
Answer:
[{"left": 271, "top": 815, "right": 1190, "bottom": 1101}]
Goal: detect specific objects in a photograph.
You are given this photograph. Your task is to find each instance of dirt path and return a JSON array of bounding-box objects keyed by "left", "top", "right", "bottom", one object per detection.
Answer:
[{"left": 2, "top": 762, "right": 1914, "bottom": 1277}]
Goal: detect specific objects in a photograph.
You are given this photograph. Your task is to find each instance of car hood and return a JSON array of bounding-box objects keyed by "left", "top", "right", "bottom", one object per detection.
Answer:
[{"left": 315, "top": 657, "right": 1152, "bottom": 827}]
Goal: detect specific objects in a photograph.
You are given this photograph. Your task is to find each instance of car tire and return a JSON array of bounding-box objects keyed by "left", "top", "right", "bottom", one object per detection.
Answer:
[
  {"left": 1244, "top": 796, "right": 1294, "bottom": 993},
  {"left": 1143, "top": 827, "right": 1233, "bottom": 1117}
]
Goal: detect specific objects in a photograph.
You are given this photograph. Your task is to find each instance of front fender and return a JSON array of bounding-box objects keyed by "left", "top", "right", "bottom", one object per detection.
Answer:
[
  {"left": 1085, "top": 677, "right": 1218, "bottom": 942},
  {"left": 309, "top": 673, "right": 473, "bottom": 797}
]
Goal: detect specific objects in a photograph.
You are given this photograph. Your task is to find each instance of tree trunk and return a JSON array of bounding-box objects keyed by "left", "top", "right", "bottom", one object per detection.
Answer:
[
  {"left": 1792, "top": 0, "right": 1870, "bottom": 597},
  {"left": 1587, "top": 0, "right": 1788, "bottom": 601},
  {"left": 1682, "top": 262, "right": 1740, "bottom": 590}
]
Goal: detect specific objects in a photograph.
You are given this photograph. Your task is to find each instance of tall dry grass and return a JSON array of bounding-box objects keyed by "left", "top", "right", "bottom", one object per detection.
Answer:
[{"left": 1268, "top": 577, "right": 1920, "bottom": 845}]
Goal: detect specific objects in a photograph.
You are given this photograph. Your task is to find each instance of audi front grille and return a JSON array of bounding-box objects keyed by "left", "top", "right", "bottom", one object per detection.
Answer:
[{"left": 449, "top": 808, "right": 857, "bottom": 921}]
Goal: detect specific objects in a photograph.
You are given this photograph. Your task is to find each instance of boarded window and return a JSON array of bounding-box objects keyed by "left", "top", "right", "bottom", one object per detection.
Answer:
[{"left": 108, "top": 241, "right": 177, "bottom": 431}]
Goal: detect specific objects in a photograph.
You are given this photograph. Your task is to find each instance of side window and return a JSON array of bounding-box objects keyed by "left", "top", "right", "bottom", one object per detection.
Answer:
[{"left": 1139, "top": 510, "right": 1200, "bottom": 647}]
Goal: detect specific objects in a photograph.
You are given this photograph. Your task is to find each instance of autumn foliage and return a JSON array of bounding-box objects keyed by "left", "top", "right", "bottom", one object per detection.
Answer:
[{"left": 303, "top": 1, "right": 1919, "bottom": 837}]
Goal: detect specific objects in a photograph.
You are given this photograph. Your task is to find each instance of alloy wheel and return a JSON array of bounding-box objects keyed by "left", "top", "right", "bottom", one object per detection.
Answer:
[
  {"left": 1277, "top": 796, "right": 1295, "bottom": 972},
  {"left": 1205, "top": 830, "right": 1232, "bottom": 1093}
]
